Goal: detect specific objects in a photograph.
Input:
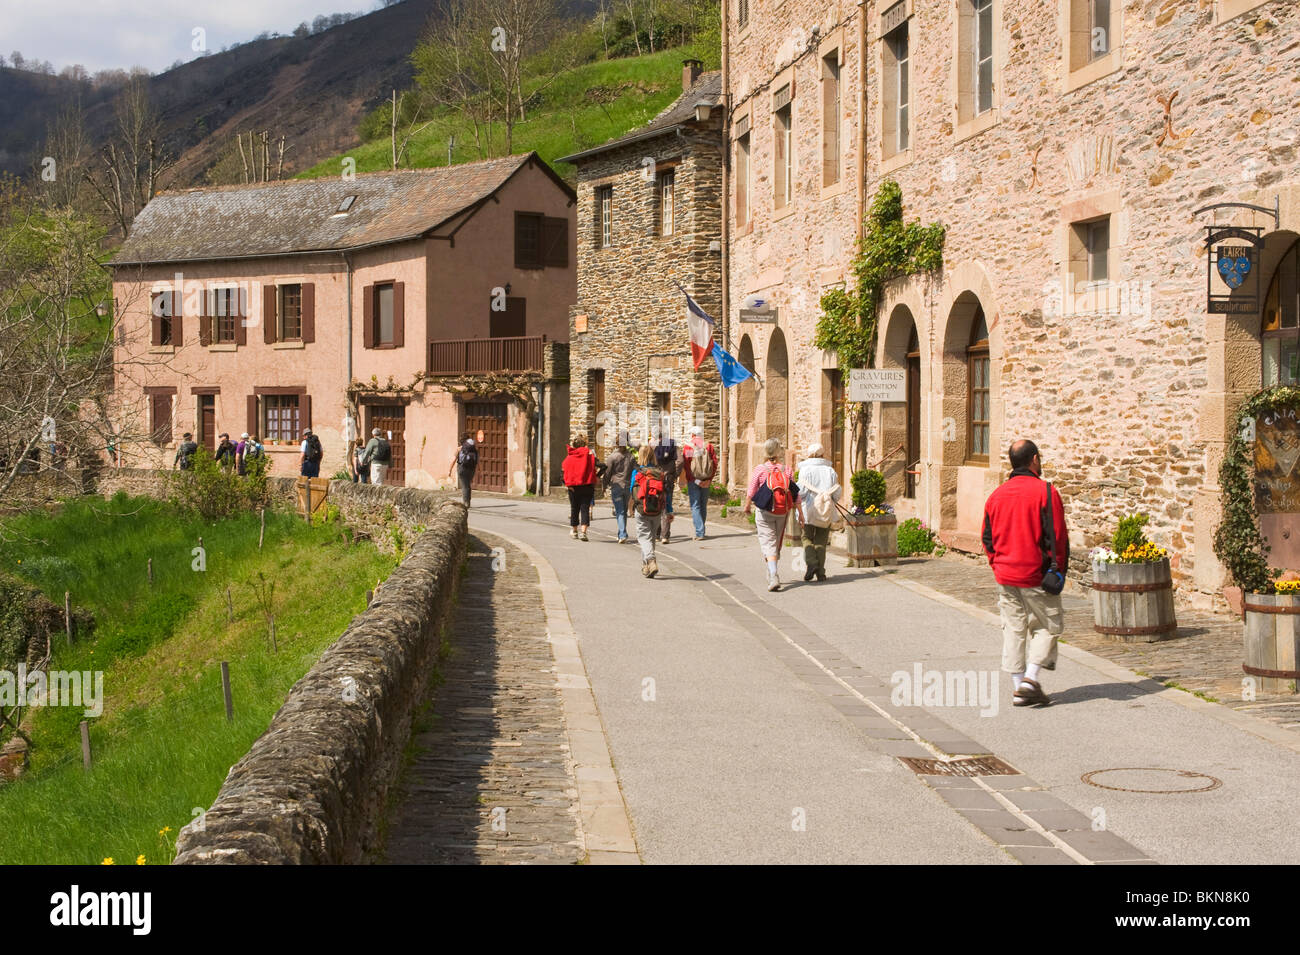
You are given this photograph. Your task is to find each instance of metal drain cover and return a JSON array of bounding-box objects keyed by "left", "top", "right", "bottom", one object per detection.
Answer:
[
  {"left": 1081, "top": 768, "right": 1222, "bottom": 794},
  {"left": 900, "top": 756, "right": 1019, "bottom": 777}
]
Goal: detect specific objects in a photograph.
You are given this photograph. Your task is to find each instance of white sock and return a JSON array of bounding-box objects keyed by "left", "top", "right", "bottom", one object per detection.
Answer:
[
  {"left": 1025, "top": 663, "right": 1042, "bottom": 684},
  {"left": 1011, "top": 672, "right": 1024, "bottom": 691}
]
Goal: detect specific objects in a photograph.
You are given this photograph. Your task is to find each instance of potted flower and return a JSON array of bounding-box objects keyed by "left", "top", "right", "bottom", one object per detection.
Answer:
[
  {"left": 844, "top": 469, "right": 897, "bottom": 567},
  {"left": 1089, "top": 512, "right": 1177, "bottom": 642},
  {"left": 1241, "top": 574, "right": 1300, "bottom": 695}
]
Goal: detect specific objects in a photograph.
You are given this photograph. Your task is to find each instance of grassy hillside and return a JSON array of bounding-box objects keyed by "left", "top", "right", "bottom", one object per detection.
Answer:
[
  {"left": 0, "top": 494, "right": 397, "bottom": 864},
  {"left": 298, "top": 47, "right": 701, "bottom": 181}
]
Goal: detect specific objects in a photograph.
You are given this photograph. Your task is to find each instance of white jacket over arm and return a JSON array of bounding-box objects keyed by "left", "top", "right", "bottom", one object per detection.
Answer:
[{"left": 797, "top": 457, "right": 842, "bottom": 527}]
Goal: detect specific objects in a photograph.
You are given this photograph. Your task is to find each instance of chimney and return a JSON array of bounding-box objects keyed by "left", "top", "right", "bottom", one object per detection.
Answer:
[{"left": 682, "top": 59, "right": 703, "bottom": 92}]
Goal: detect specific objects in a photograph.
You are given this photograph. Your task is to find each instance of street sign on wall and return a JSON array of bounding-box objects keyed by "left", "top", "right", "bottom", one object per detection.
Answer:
[{"left": 848, "top": 369, "right": 906, "bottom": 403}]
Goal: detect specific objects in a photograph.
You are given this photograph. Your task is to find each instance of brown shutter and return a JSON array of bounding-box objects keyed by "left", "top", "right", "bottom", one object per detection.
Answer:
[
  {"left": 302, "top": 393, "right": 312, "bottom": 432},
  {"left": 301, "top": 283, "right": 315, "bottom": 343},
  {"left": 150, "top": 292, "right": 163, "bottom": 345},
  {"left": 235, "top": 289, "right": 248, "bottom": 346},
  {"left": 247, "top": 394, "right": 258, "bottom": 437},
  {"left": 543, "top": 217, "right": 568, "bottom": 268},
  {"left": 362, "top": 284, "right": 374, "bottom": 348},
  {"left": 172, "top": 293, "right": 183, "bottom": 345},
  {"left": 264, "top": 284, "right": 277, "bottom": 344},
  {"left": 392, "top": 281, "right": 405, "bottom": 348},
  {"left": 198, "top": 290, "right": 211, "bottom": 346}
]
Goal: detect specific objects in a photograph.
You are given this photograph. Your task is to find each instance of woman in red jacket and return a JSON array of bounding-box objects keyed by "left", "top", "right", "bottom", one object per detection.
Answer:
[{"left": 563, "top": 434, "right": 598, "bottom": 541}]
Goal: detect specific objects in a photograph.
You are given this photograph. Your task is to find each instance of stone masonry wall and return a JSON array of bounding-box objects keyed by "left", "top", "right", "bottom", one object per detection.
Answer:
[{"left": 569, "top": 112, "right": 725, "bottom": 455}]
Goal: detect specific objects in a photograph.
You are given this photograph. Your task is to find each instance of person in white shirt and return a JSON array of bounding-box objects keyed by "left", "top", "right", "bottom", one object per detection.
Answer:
[{"left": 796, "top": 443, "right": 842, "bottom": 582}]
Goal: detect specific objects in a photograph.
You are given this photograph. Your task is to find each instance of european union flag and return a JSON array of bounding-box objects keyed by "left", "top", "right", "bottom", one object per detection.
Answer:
[{"left": 712, "top": 343, "right": 754, "bottom": 388}]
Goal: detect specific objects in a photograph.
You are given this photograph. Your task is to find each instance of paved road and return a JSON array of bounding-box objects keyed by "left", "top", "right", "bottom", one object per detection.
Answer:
[{"left": 469, "top": 496, "right": 1300, "bottom": 865}]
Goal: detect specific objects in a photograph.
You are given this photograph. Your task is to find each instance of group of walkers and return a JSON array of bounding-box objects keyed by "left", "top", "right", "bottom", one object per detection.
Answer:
[
  {"left": 173, "top": 431, "right": 265, "bottom": 475},
  {"left": 349, "top": 429, "right": 395, "bottom": 485}
]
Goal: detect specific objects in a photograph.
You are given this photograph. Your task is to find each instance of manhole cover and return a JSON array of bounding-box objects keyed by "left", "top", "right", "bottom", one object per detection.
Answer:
[
  {"left": 1081, "top": 768, "right": 1222, "bottom": 794},
  {"left": 900, "top": 756, "right": 1019, "bottom": 777}
]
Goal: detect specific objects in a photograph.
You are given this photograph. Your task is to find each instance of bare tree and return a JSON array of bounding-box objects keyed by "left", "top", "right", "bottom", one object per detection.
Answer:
[
  {"left": 40, "top": 102, "right": 91, "bottom": 211},
  {"left": 85, "top": 76, "right": 175, "bottom": 236},
  {"left": 390, "top": 89, "right": 433, "bottom": 168},
  {"left": 413, "top": 0, "right": 496, "bottom": 157}
]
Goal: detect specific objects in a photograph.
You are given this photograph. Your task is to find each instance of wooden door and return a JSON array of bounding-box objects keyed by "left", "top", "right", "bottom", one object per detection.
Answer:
[
  {"left": 906, "top": 354, "right": 921, "bottom": 498},
  {"left": 589, "top": 370, "right": 605, "bottom": 451},
  {"left": 465, "top": 401, "right": 508, "bottom": 492},
  {"left": 199, "top": 396, "right": 216, "bottom": 453},
  {"left": 368, "top": 404, "right": 407, "bottom": 487}
]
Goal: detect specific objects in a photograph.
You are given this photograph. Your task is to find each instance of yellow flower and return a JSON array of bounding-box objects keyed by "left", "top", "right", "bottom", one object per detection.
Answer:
[
  {"left": 1275, "top": 579, "right": 1300, "bottom": 594},
  {"left": 159, "top": 826, "right": 171, "bottom": 836},
  {"left": 136, "top": 855, "right": 146, "bottom": 865},
  {"left": 101, "top": 857, "right": 114, "bottom": 865}
]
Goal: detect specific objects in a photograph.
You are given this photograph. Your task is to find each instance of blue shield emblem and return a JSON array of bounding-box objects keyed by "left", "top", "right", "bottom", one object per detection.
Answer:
[{"left": 1217, "top": 249, "right": 1252, "bottom": 290}]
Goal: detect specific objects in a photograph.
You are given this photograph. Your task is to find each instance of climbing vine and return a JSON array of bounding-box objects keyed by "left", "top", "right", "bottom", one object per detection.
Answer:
[
  {"left": 1213, "top": 386, "right": 1300, "bottom": 594},
  {"left": 813, "top": 180, "right": 945, "bottom": 463}
]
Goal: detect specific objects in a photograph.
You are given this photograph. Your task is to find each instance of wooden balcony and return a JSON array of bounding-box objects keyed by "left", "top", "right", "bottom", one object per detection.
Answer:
[{"left": 427, "top": 335, "right": 547, "bottom": 376}]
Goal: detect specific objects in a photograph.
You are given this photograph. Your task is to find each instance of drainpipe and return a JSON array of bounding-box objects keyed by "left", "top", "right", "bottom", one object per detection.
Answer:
[
  {"left": 535, "top": 382, "right": 545, "bottom": 494},
  {"left": 720, "top": 0, "right": 731, "bottom": 489},
  {"left": 343, "top": 251, "right": 355, "bottom": 423}
]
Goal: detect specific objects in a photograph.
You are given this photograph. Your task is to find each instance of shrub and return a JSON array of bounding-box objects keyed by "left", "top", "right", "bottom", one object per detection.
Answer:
[
  {"left": 897, "top": 518, "right": 937, "bottom": 557},
  {"left": 168, "top": 447, "right": 271, "bottom": 520},
  {"left": 1111, "top": 512, "right": 1149, "bottom": 555},
  {"left": 851, "top": 469, "right": 887, "bottom": 511}
]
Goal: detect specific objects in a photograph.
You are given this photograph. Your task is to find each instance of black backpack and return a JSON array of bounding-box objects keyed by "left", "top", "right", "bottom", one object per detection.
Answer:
[
  {"left": 457, "top": 442, "right": 478, "bottom": 470},
  {"left": 307, "top": 434, "right": 323, "bottom": 463},
  {"left": 373, "top": 437, "right": 392, "bottom": 464}
]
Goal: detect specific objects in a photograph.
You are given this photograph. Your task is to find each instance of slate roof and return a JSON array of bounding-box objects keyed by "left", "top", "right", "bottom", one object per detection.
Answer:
[
  {"left": 556, "top": 71, "right": 723, "bottom": 164},
  {"left": 112, "top": 153, "right": 571, "bottom": 266}
]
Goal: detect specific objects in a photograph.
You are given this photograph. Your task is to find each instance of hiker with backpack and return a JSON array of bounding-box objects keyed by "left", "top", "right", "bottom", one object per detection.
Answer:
[
  {"left": 796, "top": 443, "right": 842, "bottom": 582},
  {"left": 682, "top": 425, "right": 719, "bottom": 540},
  {"left": 351, "top": 437, "right": 369, "bottom": 483},
  {"left": 653, "top": 434, "right": 682, "bottom": 544},
  {"left": 242, "top": 434, "right": 266, "bottom": 476},
  {"left": 300, "top": 428, "right": 324, "bottom": 478},
  {"left": 449, "top": 434, "right": 478, "bottom": 506},
  {"left": 173, "top": 432, "right": 198, "bottom": 471},
  {"left": 630, "top": 444, "right": 668, "bottom": 578},
  {"left": 562, "top": 434, "right": 598, "bottom": 541},
  {"left": 743, "top": 437, "right": 799, "bottom": 592},
  {"left": 602, "top": 431, "right": 635, "bottom": 544},
  {"left": 214, "top": 433, "right": 237, "bottom": 471},
  {"left": 363, "top": 428, "right": 393, "bottom": 485}
]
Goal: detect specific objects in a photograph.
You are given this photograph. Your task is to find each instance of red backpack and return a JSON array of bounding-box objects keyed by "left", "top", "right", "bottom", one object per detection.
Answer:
[
  {"left": 766, "top": 465, "right": 792, "bottom": 516},
  {"left": 635, "top": 467, "right": 666, "bottom": 516}
]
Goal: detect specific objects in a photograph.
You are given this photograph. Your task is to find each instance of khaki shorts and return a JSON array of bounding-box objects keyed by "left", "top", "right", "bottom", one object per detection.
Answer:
[{"left": 997, "top": 584, "right": 1063, "bottom": 673}]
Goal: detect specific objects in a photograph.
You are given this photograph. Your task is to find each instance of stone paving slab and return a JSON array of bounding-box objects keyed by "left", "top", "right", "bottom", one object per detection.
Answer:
[{"left": 377, "top": 533, "right": 583, "bottom": 865}]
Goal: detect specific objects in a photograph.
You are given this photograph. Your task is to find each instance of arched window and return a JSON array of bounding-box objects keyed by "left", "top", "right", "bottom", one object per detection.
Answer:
[
  {"left": 766, "top": 329, "right": 789, "bottom": 447},
  {"left": 1263, "top": 239, "right": 1300, "bottom": 387},
  {"left": 967, "top": 307, "right": 989, "bottom": 462}
]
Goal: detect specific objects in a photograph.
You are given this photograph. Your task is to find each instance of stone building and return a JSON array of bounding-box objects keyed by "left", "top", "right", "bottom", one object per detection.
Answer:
[
  {"left": 110, "top": 154, "right": 575, "bottom": 494},
  {"left": 724, "top": 0, "right": 1300, "bottom": 607},
  {"left": 558, "top": 62, "right": 726, "bottom": 458}
]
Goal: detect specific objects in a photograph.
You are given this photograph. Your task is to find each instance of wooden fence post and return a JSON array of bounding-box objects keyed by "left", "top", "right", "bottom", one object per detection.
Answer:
[
  {"left": 80, "top": 721, "right": 91, "bottom": 770},
  {"left": 65, "top": 591, "right": 73, "bottom": 645},
  {"left": 220, "top": 661, "right": 233, "bottom": 722},
  {"left": 147, "top": 558, "right": 153, "bottom": 584},
  {"left": 226, "top": 585, "right": 233, "bottom": 622},
  {"left": 259, "top": 508, "right": 265, "bottom": 549}
]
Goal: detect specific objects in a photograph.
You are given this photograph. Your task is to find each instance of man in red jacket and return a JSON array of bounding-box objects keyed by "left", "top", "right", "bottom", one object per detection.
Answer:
[{"left": 982, "top": 439, "right": 1068, "bottom": 707}]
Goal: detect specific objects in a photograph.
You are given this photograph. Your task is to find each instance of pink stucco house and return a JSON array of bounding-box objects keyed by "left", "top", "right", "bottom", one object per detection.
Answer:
[{"left": 110, "top": 153, "right": 575, "bottom": 492}]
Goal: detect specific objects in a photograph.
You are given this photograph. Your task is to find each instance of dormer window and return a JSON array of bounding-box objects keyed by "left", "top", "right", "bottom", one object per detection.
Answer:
[{"left": 337, "top": 195, "right": 356, "bottom": 214}]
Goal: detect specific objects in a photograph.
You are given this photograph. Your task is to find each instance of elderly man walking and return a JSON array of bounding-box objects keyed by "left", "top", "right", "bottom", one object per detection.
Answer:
[
  {"left": 796, "top": 443, "right": 841, "bottom": 582},
  {"left": 982, "top": 439, "right": 1069, "bottom": 707}
]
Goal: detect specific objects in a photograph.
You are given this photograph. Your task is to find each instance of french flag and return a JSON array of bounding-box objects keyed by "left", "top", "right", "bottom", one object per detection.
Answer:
[{"left": 677, "top": 282, "right": 716, "bottom": 369}]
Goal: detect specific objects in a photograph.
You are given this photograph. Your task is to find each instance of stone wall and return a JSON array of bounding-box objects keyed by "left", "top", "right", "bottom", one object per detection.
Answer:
[
  {"left": 568, "top": 101, "right": 725, "bottom": 455},
  {"left": 172, "top": 495, "right": 466, "bottom": 863}
]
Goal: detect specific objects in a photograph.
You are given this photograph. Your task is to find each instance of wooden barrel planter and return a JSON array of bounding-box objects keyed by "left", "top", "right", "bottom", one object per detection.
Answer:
[
  {"left": 1242, "top": 593, "right": 1300, "bottom": 694},
  {"left": 845, "top": 514, "right": 897, "bottom": 568},
  {"left": 1090, "top": 558, "right": 1177, "bottom": 642}
]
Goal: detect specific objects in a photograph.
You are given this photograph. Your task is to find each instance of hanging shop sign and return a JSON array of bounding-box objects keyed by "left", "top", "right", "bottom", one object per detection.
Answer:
[
  {"left": 848, "top": 369, "right": 906, "bottom": 403},
  {"left": 1196, "top": 198, "right": 1279, "bottom": 315}
]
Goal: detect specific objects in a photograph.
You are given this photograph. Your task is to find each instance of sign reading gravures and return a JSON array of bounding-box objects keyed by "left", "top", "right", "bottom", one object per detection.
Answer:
[
  {"left": 1255, "top": 408, "right": 1300, "bottom": 568},
  {"left": 848, "top": 369, "right": 906, "bottom": 403}
]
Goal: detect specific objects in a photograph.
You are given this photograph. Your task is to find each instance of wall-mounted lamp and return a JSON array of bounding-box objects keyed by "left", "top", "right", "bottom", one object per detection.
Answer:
[{"left": 694, "top": 101, "right": 713, "bottom": 122}]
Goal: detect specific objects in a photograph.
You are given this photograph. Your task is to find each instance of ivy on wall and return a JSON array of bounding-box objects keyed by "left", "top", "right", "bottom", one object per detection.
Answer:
[
  {"left": 1213, "top": 386, "right": 1300, "bottom": 594},
  {"left": 812, "top": 180, "right": 945, "bottom": 465}
]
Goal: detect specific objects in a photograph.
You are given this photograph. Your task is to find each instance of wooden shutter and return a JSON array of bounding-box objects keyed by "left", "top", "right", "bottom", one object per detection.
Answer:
[
  {"left": 150, "top": 293, "right": 163, "bottom": 345},
  {"left": 198, "top": 290, "right": 212, "bottom": 346},
  {"left": 247, "top": 394, "right": 258, "bottom": 437},
  {"left": 392, "top": 281, "right": 405, "bottom": 348},
  {"left": 515, "top": 213, "right": 541, "bottom": 268},
  {"left": 235, "top": 289, "right": 248, "bottom": 346},
  {"left": 172, "top": 294, "right": 183, "bottom": 345},
  {"left": 362, "top": 284, "right": 374, "bottom": 348},
  {"left": 264, "top": 284, "right": 277, "bottom": 344},
  {"left": 302, "top": 393, "right": 312, "bottom": 432},
  {"left": 542, "top": 217, "right": 568, "bottom": 268},
  {"left": 491, "top": 297, "right": 527, "bottom": 338},
  {"left": 301, "top": 283, "right": 315, "bottom": 343}
]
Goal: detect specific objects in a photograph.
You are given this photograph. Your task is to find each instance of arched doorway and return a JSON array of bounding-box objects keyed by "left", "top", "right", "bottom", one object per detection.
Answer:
[
  {"left": 1262, "top": 237, "right": 1300, "bottom": 386},
  {"left": 881, "top": 304, "right": 918, "bottom": 500},
  {"left": 765, "top": 329, "right": 788, "bottom": 448},
  {"left": 737, "top": 334, "right": 757, "bottom": 438},
  {"left": 907, "top": 325, "right": 921, "bottom": 498}
]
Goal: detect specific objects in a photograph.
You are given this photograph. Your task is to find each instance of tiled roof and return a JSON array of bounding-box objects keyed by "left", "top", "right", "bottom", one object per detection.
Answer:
[
  {"left": 112, "top": 153, "right": 553, "bottom": 265},
  {"left": 556, "top": 71, "right": 723, "bottom": 164}
]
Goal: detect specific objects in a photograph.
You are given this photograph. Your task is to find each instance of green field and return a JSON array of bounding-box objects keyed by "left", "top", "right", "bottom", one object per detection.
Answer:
[
  {"left": 0, "top": 494, "right": 397, "bottom": 865},
  {"left": 298, "top": 47, "right": 704, "bottom": 182}
]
